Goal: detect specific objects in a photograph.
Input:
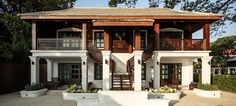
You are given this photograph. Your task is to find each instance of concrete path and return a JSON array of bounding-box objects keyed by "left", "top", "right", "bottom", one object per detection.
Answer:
[
  {"left": 171, "top": 91, "right": 236, "bottom": 106},
  {"left": 0, "top": 90, "right": 76, "bottom": 106},
  {"left": 0, "top": 90, "right": 235, "bottom": 106}
]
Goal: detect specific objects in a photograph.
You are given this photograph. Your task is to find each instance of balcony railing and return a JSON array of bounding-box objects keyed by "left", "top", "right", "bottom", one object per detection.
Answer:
[
  {"left": 160, "top": 38, "right": 204, "bottom": 50},
  {"left": 38, "top": 38, "right": 82, "bottom": 50}
]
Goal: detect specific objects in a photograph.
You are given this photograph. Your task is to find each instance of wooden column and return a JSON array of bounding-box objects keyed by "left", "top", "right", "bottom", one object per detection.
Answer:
[
  {"left": 32, "top": 20, "right": 36, "bottom": 50},
  {"left": 135, "top": 29, "right": 141, "bottom": 50},
  {"left": 154, "top": 21, "right": 160, "bottom": 50},
  {"left": 82, "top": 23, "right": 87, "bottom": 50},
  {"left": 203, "top": 21, "right": 210, "bottom": 50},
  {"left": 104, "top": 28, "right": 110, "bottom": 50}
]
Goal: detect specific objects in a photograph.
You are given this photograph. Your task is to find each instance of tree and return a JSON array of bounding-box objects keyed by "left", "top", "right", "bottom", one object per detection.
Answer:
[
  {"left": 109, "top": 0, "right": 236, "bottom": 36},
  {"left": 0, "top": 0, "right": 76, "bottom": 63},
  {"left": 210, "top": 36, "right": 236, "bottom": 74},
  {"left": 108, "top": 0, "right": 137, "bottom": 8},
  {"left": 0, "top": 0, "right": 76, "bottom": 14}
]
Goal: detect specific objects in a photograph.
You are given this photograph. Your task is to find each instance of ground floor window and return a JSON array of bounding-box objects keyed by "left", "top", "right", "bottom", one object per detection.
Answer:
[
  {"left": 142, "top": 63, "right": 146, "bottom": 80},
  {"left": 94, "top": 63, "right": 103, "bottom": 80},
  {"left": 59, "top": 63, "right": 81, "bottom": 85}
]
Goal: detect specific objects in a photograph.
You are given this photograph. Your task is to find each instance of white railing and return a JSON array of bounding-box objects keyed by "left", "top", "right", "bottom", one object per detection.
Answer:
[{"left": 38, "top": 38, "right": 82, "bottom": 50}]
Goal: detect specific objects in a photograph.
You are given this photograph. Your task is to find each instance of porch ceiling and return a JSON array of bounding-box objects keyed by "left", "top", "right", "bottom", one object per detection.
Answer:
[{"left": 92, "top": 19, "right": 154, "bottom": 26}]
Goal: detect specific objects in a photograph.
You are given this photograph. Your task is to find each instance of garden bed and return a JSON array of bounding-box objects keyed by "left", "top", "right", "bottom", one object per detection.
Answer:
[
  {"left": 62, "top": 91, "right": 99, "bottom": 101},
  {"left": 148, "top": 91, "right": 181, "bottom": 100},
  {"left": 193, "top": 88, "right": 221, "bottom": 98},
  {"left": 20, "top": 88, "right": 48, "bottom": 97}
]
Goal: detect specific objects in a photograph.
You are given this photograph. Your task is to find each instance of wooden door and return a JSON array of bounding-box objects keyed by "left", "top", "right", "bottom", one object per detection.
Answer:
[
  {"left": 160, "top": 64, "right": 181, "bottom": 86},
  {"left": 59, "top": 63, "right": 82, "bottom": 85}
]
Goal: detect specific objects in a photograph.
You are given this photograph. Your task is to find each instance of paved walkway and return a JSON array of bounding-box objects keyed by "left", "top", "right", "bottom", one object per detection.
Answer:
[
  {"left": 0, "top": 90, "right": 235, "bottom": 106},
  {"left": 171, "top": 91, "right": 236, "bottom": 106},
  {"left": 0, "top": 91, "right": 76, "bottom": 106}
]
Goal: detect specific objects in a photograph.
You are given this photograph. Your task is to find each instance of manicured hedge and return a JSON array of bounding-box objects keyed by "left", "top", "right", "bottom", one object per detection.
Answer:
[{"left": 213, "top": 75, "right": 236, "bottom": 92}]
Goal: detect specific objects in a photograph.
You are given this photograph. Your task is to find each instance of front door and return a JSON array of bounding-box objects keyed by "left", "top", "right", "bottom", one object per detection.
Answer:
[
  {"left": 59, "top": 63, "right": 82, "bottom": 85},
  {"left": 160, "top": 63, "right": 181, "bottom": 87}
]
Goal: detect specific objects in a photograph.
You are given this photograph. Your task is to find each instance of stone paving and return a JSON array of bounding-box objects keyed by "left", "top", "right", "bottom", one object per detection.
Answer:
[{"left": 0, "top": 90, "right": 235, "bottom": 106}]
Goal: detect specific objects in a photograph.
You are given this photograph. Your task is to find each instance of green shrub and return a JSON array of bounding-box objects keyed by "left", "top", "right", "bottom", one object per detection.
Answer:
[
  {"left": 66, "top": 84, "right": 99, "bottom": 93},
  {"left": 25, "top": 83, "right": 45, "bottom": 91},
  {"left": 198, "top": 84, "right": 218, "bottom": 91},
  {"left": 147, "top": 85, "right": 177, "bottom": 93},
  {"left": 213, "top": 75, "right": 236, "bottom": 92}
]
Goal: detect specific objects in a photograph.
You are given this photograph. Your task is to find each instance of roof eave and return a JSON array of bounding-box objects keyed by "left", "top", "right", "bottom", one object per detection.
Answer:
[{"left": 20, "top": 15, "right": 222, "bottom": 21}]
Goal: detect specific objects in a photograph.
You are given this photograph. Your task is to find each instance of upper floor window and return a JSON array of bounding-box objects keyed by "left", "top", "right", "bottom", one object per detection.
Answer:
[
  {"left": 57, "top": 27, "right": 82, "bottom": 49},
  {"left": 94, "top": 31, "right": 104, "bottom": 48},
  {"left": 133, "top": 30, "right": 147, "bottom": 49}
]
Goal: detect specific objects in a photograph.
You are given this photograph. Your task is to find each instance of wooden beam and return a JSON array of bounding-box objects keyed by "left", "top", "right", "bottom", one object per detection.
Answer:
[
  {"left": 82, "top": 23, "right": 87, "bottom": 50},
  {"left": 32, "top": 20, "right": 36, "bottom": 50},
  {"left": 154, "top": 20, "right": 160, "bottom": 50},
  {"left": 104, "top": 28, "right": 110, "bottom": 50},
  {"left": 93, "top": 21, "right": 153, "bottom": 26},
  {"left": 135, "top": 29, "right": 141, "bottom": 50},
  {"left": 203, "top": 21, "right": 210, "bottom": 50}
]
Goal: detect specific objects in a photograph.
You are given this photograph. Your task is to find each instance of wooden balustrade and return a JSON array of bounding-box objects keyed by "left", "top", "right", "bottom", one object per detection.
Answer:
[
  {"left": 160, "top": 38, "right": 204, "bottom": 50},
  {"left": 87, "top": 41, "right": 103, "bottom": 63}
]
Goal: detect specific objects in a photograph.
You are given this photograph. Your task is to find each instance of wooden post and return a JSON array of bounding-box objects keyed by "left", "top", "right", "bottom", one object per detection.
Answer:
[
  {"left": 203, "top": 21, "right": 210, "bottom": 50},
  {"left": 135, "top": 29, "right": 141, "bottom": 50},
  {"left": 104, "top": 28, "right": 110, "bottom": 50},
  {"left": 32, "top": 20, "right": 36, "bottom": 50},
  {"left": 82, "top": 23, "right": 87, "bottom": 50},
  {"left": 154, "top": 21, "right": 160, "bottom": 50}
]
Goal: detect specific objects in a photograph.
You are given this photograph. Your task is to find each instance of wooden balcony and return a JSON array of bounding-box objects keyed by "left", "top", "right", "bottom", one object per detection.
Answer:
[
  {"left": 160, "top": 38, "right": 204, "bottom": 50},
  {"left": 37, "top": 38, "right": 82, "bottom": 50}
]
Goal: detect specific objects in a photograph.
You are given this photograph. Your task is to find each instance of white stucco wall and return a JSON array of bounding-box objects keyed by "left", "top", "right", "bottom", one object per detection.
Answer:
[
  {"left": 145, "top": 57, "right": 194, "bottom": 87},
  {"left": 43, "top": 57, "right": 103, "bottom": 88}
]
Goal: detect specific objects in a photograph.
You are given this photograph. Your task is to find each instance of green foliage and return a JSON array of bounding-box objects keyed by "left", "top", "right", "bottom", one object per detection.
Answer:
[
  {"left": 210, "top": 36, "right": 236, "bottom": 56},
  {"left": 0, "top": 13, "right": 30, "bottom": 63},
  {"left": 0, "top": 0, "right": 76, "bottom": 63},
  {"left": 25, "top": 83, "right": 45, "bottom": 91},
  {"left": 198, "top": 83, "right": 218, "bottom": 91},
  {"left": 147, "top": 85, "right": 177, "bottom": 93},
  {"left": 210, "top": 36, "right": 236, "bottom": 68},
  {"left": 0, "top": 0, "right": 76, "bottom": 14},
  {"left": 213, "top": 75, "right": 236, "bottom": 92},
  {"left": 66, "top": 84, "right": 99, "bottom": 93},
  {"left": 108, "top": 0, "right": 137, "bottom": 8}
]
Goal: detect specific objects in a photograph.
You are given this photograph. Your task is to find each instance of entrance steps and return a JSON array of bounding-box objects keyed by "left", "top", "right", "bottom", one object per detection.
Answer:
[{"left": 76, "top": 91, "right": 170, "bottom": 106}]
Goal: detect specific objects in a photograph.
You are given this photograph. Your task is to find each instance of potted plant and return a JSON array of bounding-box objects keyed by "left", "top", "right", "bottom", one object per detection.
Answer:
[
  {"left": 147, "top": 85, "right": 181, "bottom": 100},
  {"left": 193, "top": 84, "right": 221, "bottom": 98},
  {"left": 20, "top": 83, "right": 48, "bottom": 97},
  {"left": 62, "top": 84, "right": 99, "bottom": 101}
]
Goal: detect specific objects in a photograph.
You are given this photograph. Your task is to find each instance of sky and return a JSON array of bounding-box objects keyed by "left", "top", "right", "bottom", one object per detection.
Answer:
[{"left": 75, "top": 0, "right": 236, "bottom": 42}]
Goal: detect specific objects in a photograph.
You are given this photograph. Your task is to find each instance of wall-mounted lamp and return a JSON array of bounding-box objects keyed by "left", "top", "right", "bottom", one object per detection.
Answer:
[
  {"left": 157, "top": 61, "right": 159, "bottom": 65},
  {"left": 138, "top": 59, "right": 141, "bottom": 64},
  {"left": 105, "top": 59, "right": 108, "bottom": 64},
  {"left": 208, "top": 61, "right": 211, "bottom": 65},
  {"left": 31, "top": 61, "right": 35, "bottom": 65},
  {"left": 83, "top": 61, "right": 86, "bottom": 65}
]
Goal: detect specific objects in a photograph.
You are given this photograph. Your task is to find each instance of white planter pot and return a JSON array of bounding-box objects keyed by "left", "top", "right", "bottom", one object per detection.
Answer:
[
  {"left": 20, "top": 88, "right": 48, "bottom": 97},
  {"left": 193, "top": 88, "right": 221, "bottom": 98},
  {"left": 62, "top": 91, "right": 99, "bottom": 101},
  {"left": 148, "top": 91, "right": 181, "bottom": 100}
]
